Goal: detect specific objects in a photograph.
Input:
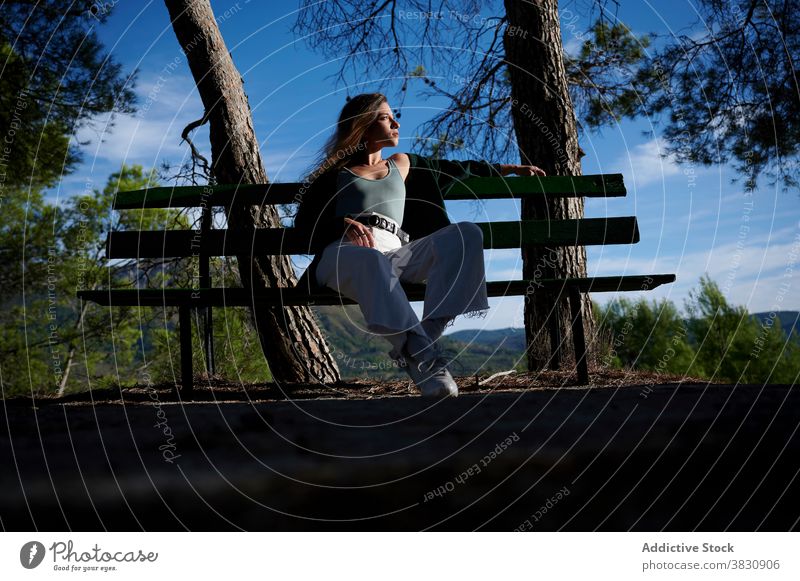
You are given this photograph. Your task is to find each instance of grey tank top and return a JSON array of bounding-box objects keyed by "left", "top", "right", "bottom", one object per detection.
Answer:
[{"left": 335, "top": 158, "right": 405, "bottom": 224}]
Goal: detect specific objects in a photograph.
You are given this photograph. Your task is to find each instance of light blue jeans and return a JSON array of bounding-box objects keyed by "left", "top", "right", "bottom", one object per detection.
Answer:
[{"left": 314, "top": 222, "right": 489, "bottom": 359}]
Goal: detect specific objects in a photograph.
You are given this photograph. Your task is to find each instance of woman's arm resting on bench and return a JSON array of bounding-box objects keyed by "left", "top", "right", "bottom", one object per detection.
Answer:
[{"left": 498, "top": 164, "right": 547, "bottom": 176}]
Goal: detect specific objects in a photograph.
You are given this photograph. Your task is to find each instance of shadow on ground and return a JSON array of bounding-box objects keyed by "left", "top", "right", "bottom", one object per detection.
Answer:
[{"left": 1, "top": 371, "right": 798, "bottom": 531}]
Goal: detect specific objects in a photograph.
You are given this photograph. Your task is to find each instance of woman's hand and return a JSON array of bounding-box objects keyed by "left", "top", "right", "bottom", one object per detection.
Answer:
[
  {"left": 343, "top": 217, "right": 376, "bottom": 248},
  {"left": 500, "top": 164, "right": 547, "bottom": 177}
]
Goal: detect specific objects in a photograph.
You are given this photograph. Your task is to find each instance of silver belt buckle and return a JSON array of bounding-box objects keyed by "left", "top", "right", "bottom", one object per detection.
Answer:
[
  {"left": 362, "top": 213, "right": 406, "bottom": 242},
  {"left": 369, "top": 214, "right": 395, "bottom": 234}
]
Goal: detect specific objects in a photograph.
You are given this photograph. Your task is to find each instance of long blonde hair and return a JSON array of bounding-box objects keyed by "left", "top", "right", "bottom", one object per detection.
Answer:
[{"left": 304, "top": 93, "right": 388, "bottom": 182}]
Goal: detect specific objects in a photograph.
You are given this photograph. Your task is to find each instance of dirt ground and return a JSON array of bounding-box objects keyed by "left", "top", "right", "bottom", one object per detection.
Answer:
[
  {"left": 1, "top": 370, "right": 798, "bottom": 531},
  {"left": 40, "top": 367, "right": 712, "bottom": 403}
]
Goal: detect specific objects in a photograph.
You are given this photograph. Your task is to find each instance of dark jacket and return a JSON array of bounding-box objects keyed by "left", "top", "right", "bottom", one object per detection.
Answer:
[{"left": 293, "top": 153, "right": 502, "bottom": 293}]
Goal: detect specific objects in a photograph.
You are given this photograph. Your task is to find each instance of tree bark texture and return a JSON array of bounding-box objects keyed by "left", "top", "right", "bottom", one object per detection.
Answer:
[
  {"left": 503, "top": 0, "right": 595, "bottom": 370},
  {"left": 164, "top": 0, "right": 339, "bottom": 384}
]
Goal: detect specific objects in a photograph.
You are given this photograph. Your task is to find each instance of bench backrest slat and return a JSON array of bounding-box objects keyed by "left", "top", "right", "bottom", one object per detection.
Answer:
[
  {"left": 105, "top": 217, "right": 640, "bottom": 258},
  {"left": 112, "top": 174, "right": 626, "bottom": 209}
]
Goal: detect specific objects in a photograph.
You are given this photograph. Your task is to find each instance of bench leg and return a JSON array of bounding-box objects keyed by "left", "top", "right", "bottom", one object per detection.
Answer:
[
  {"left": 199, "top": 209, "right": 215, "bottom": 377},
  {"left": 203, "top": 306, "right": 215, "bottom": 376},
  {"left": 548, "top": 305, "right": 562, "bottom": 370},
  {"left": 179, "top": 305, "right": 194, "bottom": 396},
  {"left": 568, "top": 286, "right": 589, "bottom": 384}
]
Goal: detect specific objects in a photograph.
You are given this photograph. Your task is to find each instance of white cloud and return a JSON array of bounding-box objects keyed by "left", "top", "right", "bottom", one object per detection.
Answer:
[
  {"left": 610, "top": 138, "right": 682, "bottom": 188},
  {"left": 563, "top": 36, "right": 583, "bottom": 57},
  {"left": 67, "top": 72, "right": 312, "bottom": 191},
  {"left": 589, "top": 225, "right": 800, "bottom": 313},
  {"left": 74, "top": 113, "right": 195, "bottom": 166},
  {"left": 593, "top": 227, "right": 797, "bottom": 279},
  {"left": 71, "top": 74, "right": 207, "bottom": 168}
]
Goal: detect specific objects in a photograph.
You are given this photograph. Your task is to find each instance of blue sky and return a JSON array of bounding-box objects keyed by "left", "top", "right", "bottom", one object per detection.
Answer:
[{"left": 56, "top": 1, "right": 800, "bottom": 334}]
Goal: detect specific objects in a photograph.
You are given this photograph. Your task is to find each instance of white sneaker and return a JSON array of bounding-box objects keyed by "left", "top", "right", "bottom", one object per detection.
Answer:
[{"left": 401, "top": 347, "right": 458, "bottom": 398}]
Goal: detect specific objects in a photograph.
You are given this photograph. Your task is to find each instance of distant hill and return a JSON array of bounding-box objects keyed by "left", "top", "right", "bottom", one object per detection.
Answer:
[
  {"left": 311, "top": 306, "right": 525, "bottom": 379},
  {"left": 447, "top": 327, "right": 527, "bottom": 352},
  {"left": 751, "top": 311, "right": 799, "bottom": 341}
]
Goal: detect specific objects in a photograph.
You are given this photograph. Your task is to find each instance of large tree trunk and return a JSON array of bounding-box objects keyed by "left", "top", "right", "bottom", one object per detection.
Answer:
[
  {"left": 503, "top": 0, "right": 595, "bottom": 370},
  {"left": 164, "top": 0, "right": 339, "bottom": 384}
]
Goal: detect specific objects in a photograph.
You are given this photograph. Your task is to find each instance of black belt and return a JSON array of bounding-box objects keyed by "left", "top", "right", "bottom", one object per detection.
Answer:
[{"left": 352, "top": 214, "right": 409, "bottom": 244}]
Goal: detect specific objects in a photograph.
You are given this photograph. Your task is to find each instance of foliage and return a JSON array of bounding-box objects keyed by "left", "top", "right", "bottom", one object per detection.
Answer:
[
  {"left": 293, "top": 2, "right": 655, "bottom": 160},
  {"left": 0, "top": 164, "right": 274, "bottom": 397},
  {"left": 644, "top": 0, "right": 800, "bottom": 189},
  {"left": 294, "top": 0, "right": 800, "bottom": 188},
  {"left": 597, "top": 296, "right": 694, "bottom": 374},
  {"left": 0, "top": 43, "right": 74, "bottom": 191},
  {"left": 1, "top": 167, "right": 160, "bottom": 396},
  {"left": 565, "top": 19, "right": 656, "bottom": 128},
  {"left": 293, "top": 0, "right": 520, "bottom": 160},
  {"left": 1, "top": 0, "right": 140, "bottom": 394},
  {"left": 686, "top": 276, "right": 799, "bottom": 383},
  {"left": 581, "top": 0, "right": 800, "bottom": 188},
  {"left": 0, "top": 1, "right": 135, "bottom": 191},
  {"left": 596, "top": 275, "right": 800, "bottom": 384},
  {"left": 145, "top": 305, "right": 272, "bottom": 386}
]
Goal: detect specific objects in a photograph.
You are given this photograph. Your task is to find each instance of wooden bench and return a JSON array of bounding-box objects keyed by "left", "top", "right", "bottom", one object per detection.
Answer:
[{"left": 77, "top": 174, "right": 675, "bottom": 396}]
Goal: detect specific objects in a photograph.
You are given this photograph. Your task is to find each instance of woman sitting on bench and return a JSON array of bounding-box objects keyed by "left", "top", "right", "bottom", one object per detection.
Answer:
[{"left": 294, "top": 92, "right": 544, "bottom": 397}]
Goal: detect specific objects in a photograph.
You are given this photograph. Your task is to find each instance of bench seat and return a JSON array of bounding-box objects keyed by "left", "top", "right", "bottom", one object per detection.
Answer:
[{"left": 78, "top": 275, "right": 676, "bottom": 307}]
